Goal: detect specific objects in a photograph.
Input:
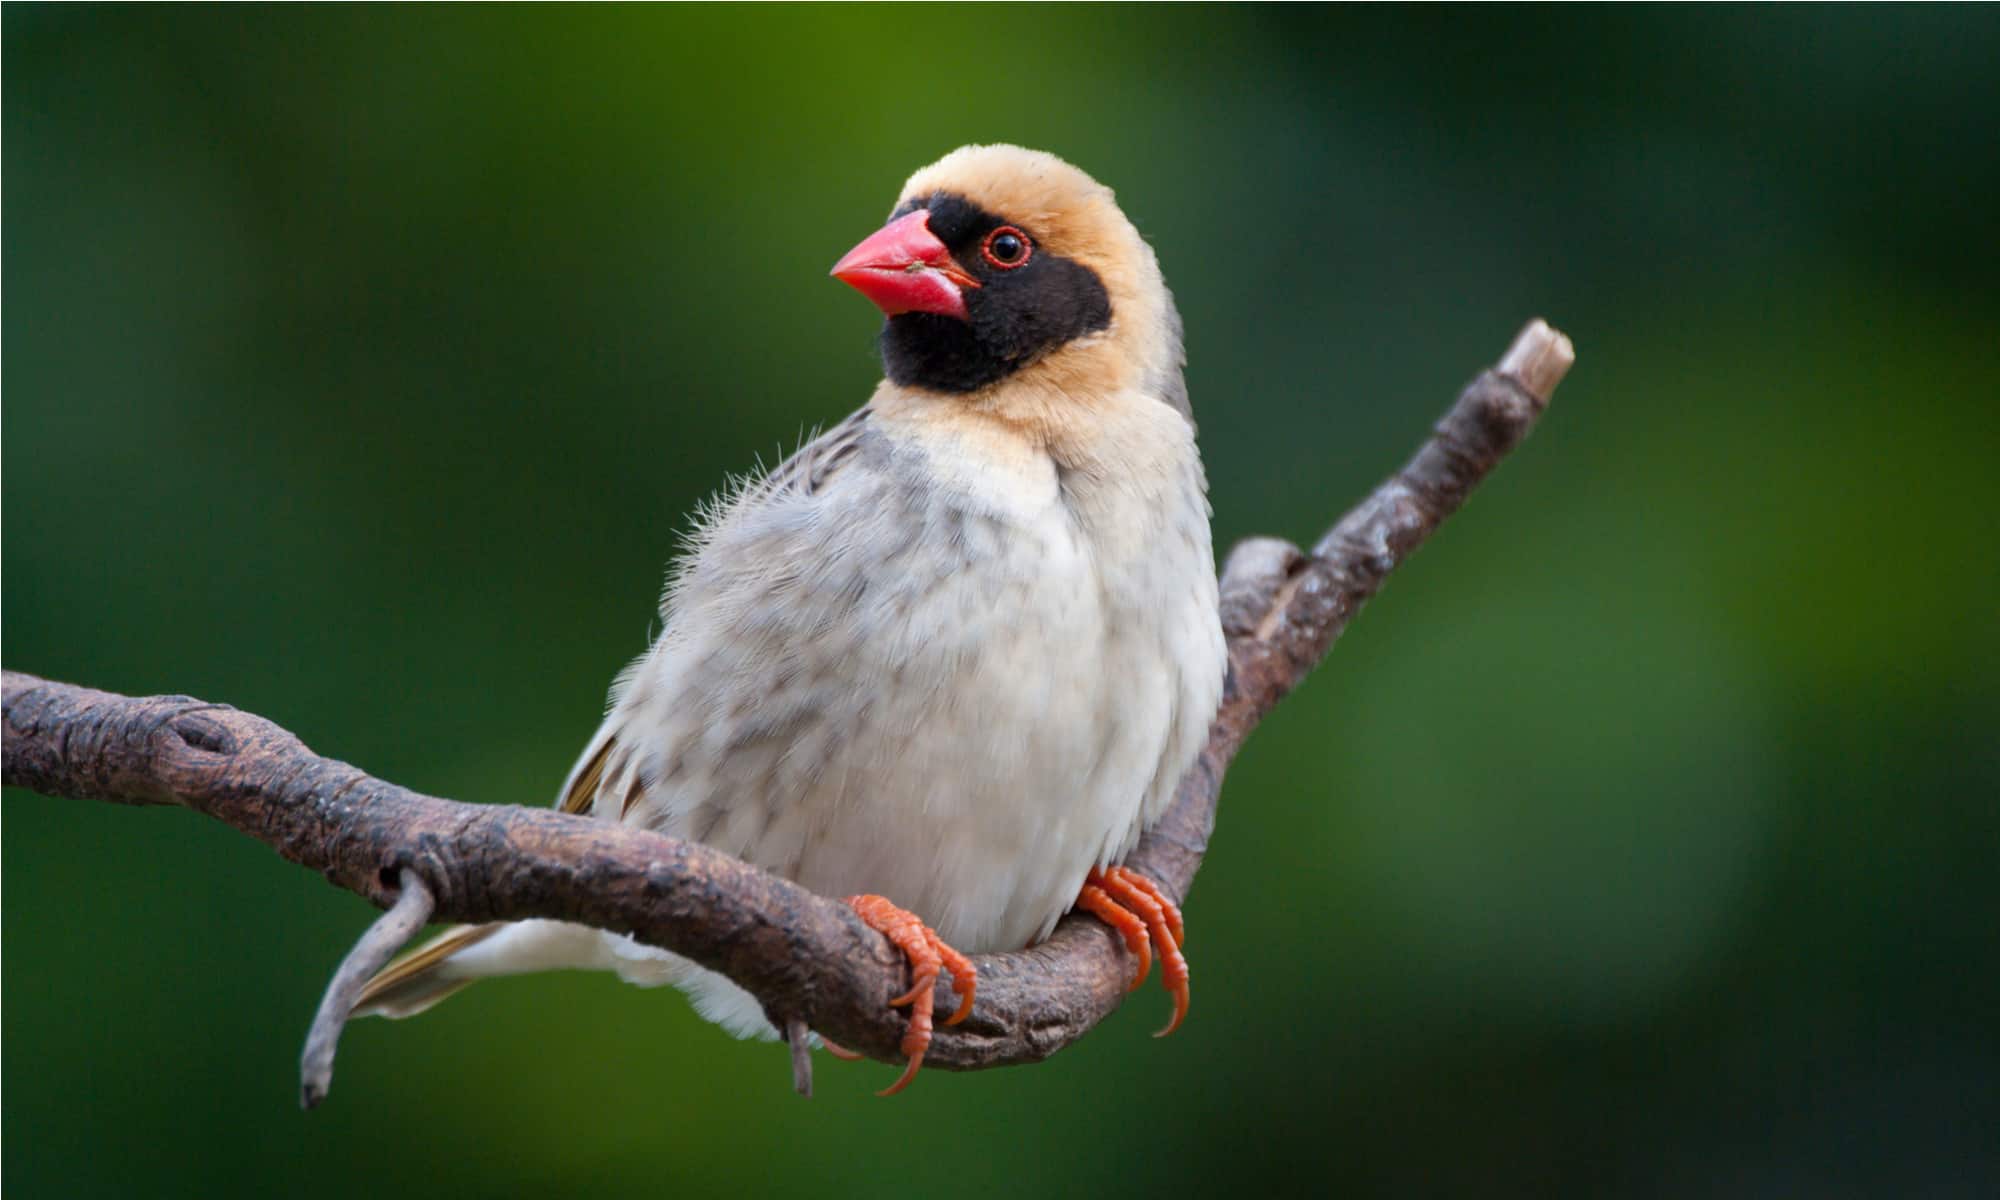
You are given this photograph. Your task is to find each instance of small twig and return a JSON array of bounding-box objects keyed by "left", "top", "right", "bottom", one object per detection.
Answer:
[
  {"left": 786, "top": 1017, "right": 813, "bottom": 1098},
  {"left": 299, "top": 868, "right": 435, "bottom": 1109},
  {"left": 2, "top": 318, "right": 1574, "bottom": 1096}
]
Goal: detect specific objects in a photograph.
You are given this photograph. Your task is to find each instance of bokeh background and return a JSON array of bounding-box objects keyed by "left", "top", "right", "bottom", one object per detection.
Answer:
[{"left": 6, "top": 7, "right": 1997, "bottom": 1197}]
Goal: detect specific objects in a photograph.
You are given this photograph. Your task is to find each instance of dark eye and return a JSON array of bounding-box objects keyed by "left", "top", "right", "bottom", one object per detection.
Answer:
[{"left": 980, "top": 225, "right": 1032, "bottom": 269}]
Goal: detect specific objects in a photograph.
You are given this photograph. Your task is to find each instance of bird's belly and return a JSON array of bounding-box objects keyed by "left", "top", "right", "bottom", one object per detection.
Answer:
[
  {"left": 650, "top": 527, "right": 1175, "bottom": 955},
  {"left": 782, "top": 569, "right": 1157, "bottom": 953},
  {"left": 625, "top": 455, "right": 1222, "bottom": 962}
]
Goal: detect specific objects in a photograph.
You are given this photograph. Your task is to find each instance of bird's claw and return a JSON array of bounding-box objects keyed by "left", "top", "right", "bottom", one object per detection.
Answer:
[
  {"left": 841, "top": 894, "right": 977, "bottom": 1095},
  {"left": 1076, "top": 865, "right": 1189, "bottom": 1037}
]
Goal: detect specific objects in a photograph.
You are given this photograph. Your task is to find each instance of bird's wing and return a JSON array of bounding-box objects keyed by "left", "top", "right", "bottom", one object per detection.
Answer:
[
  {"left": 363, "top": 408, "right": 890, "bottom": 1016},
  {"left": 558, "top": 731, "right": 613, "bottom": 815},
  {"left": 554, "top": 405, "right": 880, "bottom": 824}
]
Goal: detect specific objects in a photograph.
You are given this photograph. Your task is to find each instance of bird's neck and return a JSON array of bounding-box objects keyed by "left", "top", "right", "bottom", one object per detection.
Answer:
[{"left": 871, "top": 380, "right": 1204, "bottom": 530}]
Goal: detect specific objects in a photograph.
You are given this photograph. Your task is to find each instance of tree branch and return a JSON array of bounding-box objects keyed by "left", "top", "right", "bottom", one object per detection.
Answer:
[
  {"left": 298, "top": 868, "right": 433, "bottom": 1108},
  {"left": 0, "top": 319, "right": 1573, "bottom": 1097}
]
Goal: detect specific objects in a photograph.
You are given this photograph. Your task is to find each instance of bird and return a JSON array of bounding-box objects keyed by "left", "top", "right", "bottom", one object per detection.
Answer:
[{"left": 352, "top": 143, "right": 1226, "bottom": 1095}]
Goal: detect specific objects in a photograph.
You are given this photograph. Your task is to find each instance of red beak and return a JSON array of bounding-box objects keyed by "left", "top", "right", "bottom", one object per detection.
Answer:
[{"left": 830, "top": 210, "right": 980, "bottom": 320}]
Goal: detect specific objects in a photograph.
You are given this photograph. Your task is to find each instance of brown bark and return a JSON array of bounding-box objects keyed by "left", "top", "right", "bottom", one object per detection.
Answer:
[{"left": 1, "top": 319, "right": 1573, "bottom": 1099}]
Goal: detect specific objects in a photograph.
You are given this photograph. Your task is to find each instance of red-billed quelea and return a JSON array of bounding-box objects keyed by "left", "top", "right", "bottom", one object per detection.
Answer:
[{"left": 354, "top": 144, "right": 1225, "bottom": 1094}]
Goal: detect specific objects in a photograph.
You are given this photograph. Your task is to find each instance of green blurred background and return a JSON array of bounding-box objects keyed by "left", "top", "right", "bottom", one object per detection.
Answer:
[{"left": 7, "top": 6, "right": 1997, "bottom": 1196}]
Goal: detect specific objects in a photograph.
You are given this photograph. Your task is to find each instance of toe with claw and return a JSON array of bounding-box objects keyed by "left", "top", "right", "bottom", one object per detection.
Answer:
[
  {"left": 840, "top": 894, "right": 976, "bottom": 1095},
  {"left": 1075, "top": 865, "right": 1189, "bottom": 1036}
]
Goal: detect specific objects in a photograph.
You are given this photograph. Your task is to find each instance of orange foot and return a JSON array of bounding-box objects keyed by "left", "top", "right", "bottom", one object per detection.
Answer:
[
  {"left": 1076, "top": 865, "right": 1189, "bottom": 1037},
  {"left": 837, "top": 894, "right": 976, "bottom": 1096}
]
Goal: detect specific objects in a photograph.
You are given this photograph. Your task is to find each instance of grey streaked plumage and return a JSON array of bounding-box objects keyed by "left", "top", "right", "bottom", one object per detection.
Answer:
[{"left": 355, "top": 144, "right": 1225, "bottom": 1052}]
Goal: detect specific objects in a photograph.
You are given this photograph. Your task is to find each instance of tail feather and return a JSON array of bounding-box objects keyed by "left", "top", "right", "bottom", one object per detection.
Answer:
[
  {"left": 353, "top": 919, "right": 686, "bottom": 1019},
  {"left": 353, "top": 923, "right": 504, "bottom": 1019}
]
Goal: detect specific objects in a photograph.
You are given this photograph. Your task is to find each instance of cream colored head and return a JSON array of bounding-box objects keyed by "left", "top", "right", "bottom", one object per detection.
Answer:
[{"left": 858, "top": 144, "right": 1186, "bottom": 423}]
